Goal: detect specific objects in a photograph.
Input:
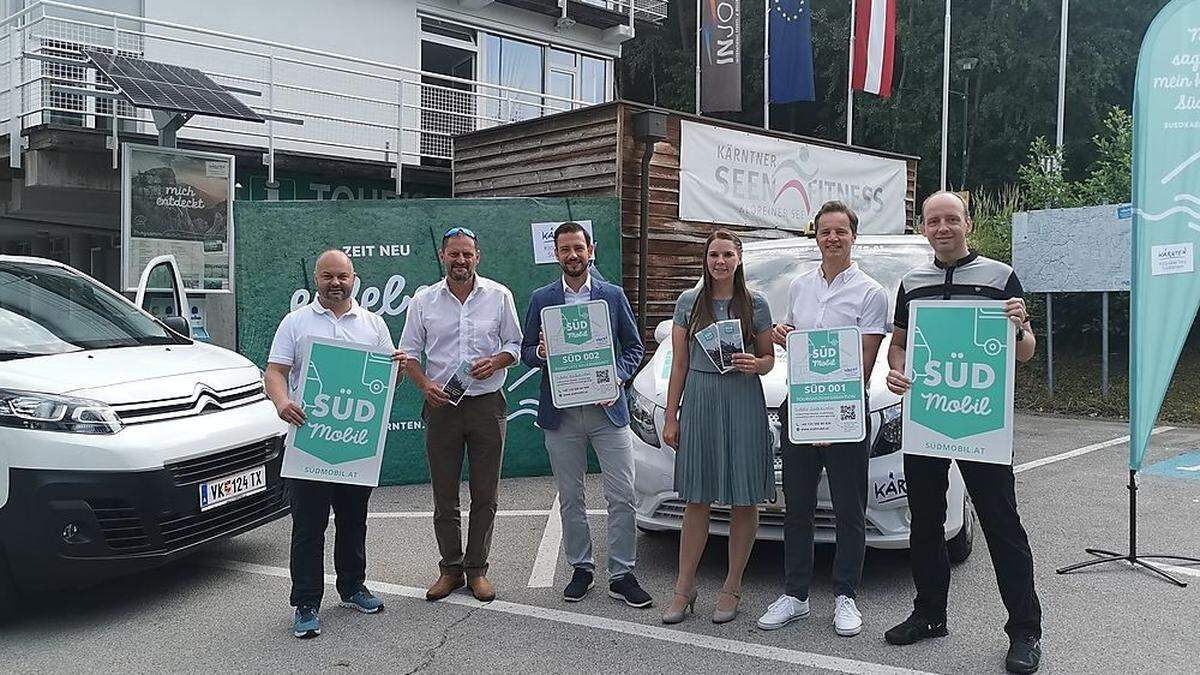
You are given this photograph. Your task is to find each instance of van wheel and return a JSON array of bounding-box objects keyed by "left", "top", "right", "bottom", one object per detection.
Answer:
[
  {"left": 947, "top": 498, "right": 975, "bottom": 565},
  {"left": 0, "top": 555, "right": 16, "bottom": 622}
]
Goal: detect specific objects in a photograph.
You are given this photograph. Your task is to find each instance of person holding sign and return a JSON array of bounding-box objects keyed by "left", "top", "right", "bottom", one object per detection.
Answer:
[
  {"left": 520, "top": 222, "right": 652, "bottom": 608},
  {"left": 661, "top": 229, "right": 775, "bottom": 625},
  {"left": 756, "top": 201, "right": 888, "bottom": 637},
  {"left": 399, "top": 227, "right": 523, "bottom": 603},
  {"left": 883, "top": 192, "right": 1042, "bottom": 674},
  {"left": 263, "top": 249, "right": 407, "bottom": 639}
]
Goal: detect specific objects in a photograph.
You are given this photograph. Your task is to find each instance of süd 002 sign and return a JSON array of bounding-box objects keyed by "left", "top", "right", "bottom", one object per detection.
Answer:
[{"left": 902, "top": 301, "right": 1015, "bottom": 465}]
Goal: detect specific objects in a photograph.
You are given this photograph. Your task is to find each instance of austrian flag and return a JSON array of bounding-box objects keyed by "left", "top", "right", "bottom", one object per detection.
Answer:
[{"left": 852, "top": 0, "right": 897, "bottom": 98}]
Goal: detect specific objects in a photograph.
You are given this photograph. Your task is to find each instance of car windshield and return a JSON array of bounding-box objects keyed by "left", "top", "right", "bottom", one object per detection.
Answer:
[
  {"left": 741, "top": 239, "right": 933, "bottom": 332},
  {"left": 0, "top": 260, "right": 182, "bottom": 360}
]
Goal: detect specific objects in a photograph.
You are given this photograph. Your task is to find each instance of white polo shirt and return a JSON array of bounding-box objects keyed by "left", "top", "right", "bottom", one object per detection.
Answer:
[
  {"left": 784, "top": 262, "right": 889, "bottom": 334},
  {"left": 268, "top": 299, "right": 394, "bottom": 396},
  {"left": 398, "top": 274, "right": 523, "bottom": 396}
]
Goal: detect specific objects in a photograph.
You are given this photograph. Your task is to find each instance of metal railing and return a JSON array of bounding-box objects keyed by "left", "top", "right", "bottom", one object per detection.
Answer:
[{"left": 0, "top": 1, "right": 600, "bottom": 188}]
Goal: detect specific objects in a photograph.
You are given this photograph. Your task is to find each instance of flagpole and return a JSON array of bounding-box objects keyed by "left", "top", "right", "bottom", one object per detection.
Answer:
[
  {"left": 846, "top": 0, "right": 856, "bottom": 145},
  {"left": 764, "top": 0, "right": 771, "bottom": 129},
  {"left": 940, "top": 0, "right": 951, "bottom": 190},
  {"left": 1055, "top": 0, "right": 1069, "bottom": 149},
  {"left": 695, "top": 0, "right": 702, "bottom": 115}
]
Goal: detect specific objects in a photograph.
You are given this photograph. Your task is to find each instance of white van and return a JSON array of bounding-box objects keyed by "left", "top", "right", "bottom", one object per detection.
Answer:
[
  {"left": 628, "top": 235, "right": 974, "bottom": 560},
  {"left": 0, "top": 255, "right": 288, "bottom": 618}
]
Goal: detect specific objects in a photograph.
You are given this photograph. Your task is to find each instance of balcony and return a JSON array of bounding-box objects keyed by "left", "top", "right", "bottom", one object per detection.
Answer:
[
  {"left": 486, "top": 0, "right": 668, "bottom": 27},
  {"left": 0, "top": 1, "right": 604, "bottom": 182}
]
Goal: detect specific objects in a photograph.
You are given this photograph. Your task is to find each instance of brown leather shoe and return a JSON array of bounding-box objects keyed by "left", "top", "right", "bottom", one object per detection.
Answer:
[
  {"left": 467, "top": 575, "right": 496, "bottom": 602},
  {"left": 426, "top": 574, "right": 465, "bottom": 601}
]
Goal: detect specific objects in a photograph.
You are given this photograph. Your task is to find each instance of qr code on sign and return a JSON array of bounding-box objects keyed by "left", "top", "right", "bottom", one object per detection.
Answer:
[
  {"left": 839, "top": 405, "right": 856, "bottom": 421},
  {"left": 595, "top": 370, "right": 611, "bottom": 385}
]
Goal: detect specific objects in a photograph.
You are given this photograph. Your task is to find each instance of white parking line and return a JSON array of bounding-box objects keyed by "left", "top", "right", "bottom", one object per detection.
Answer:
[
  {"left": 1013, "top": 426, "right": 1175, "bottom": 474},
  {"left": 364, "top": 509, "right": 606, "bottom": 519},
  {"left": 528, "top": 494, "right": 563, "bottom": 588},
  {"left": 207, "top": 558, "right": 935, "bottom": 675}
]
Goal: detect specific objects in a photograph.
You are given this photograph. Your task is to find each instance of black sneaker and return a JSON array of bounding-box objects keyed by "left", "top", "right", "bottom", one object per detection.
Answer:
[
  {"left": 883, "top": 613, "right": 949, "bottom": 645},
  {"left": 608, "top": 573, "right": 654, "bottom": 608},
  {"left": 563, "top": 568, "right": 594, "bottom": 602},
  {"left": 1005, "top": 636, "right": 1042, "bottom": 674}
]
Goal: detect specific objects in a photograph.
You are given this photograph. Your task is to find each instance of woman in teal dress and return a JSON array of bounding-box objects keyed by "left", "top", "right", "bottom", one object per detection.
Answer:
[{"left": 661, "top": 229, "right": 775, "bottom": 625}]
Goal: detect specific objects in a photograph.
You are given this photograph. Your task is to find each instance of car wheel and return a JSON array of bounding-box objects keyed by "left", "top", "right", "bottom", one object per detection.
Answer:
[
  {"left": 947, "top": 498, "right": 975, "bottom": 565},
  {"left": 0, "top": 554, "right": 16, "bottom": 623}
]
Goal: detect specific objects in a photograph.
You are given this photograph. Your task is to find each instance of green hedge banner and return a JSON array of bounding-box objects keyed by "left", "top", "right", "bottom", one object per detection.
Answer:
[{"left": 235, "top": 197, "right": 621, "bottom": 485}]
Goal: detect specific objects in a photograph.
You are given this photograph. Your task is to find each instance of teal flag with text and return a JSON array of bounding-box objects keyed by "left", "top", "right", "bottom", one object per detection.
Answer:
[{"left": 1130, "top": 0, "right": 1200, "bottom": 470}]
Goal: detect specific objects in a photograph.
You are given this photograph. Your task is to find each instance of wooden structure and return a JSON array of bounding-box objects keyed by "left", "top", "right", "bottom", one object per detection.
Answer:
[{"left": 453, "top": 101, "right": 918, "bottom": 344}]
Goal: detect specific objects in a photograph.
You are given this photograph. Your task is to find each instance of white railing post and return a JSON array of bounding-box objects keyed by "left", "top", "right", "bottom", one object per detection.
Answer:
[
  {"left": 266, "top": 52, "right": 275, "bottom": 189},
  {"left": 109, "top": 14, "right": 119, "bottom": 168},
  {"left": 8, "top": 15, "right": 22, "bottom": 168},
  {"left": 394, "top": 79, "right": 402, "bottom": 195}
]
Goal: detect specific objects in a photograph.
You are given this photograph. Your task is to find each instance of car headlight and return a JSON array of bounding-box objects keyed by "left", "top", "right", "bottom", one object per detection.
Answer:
[
  {"left": 629, "top": 388, "right": 661, "bottom": 448},
  {"left": 0, "top": 389, "right": 123, "bottom": 434},
  {"left": 871, "top": 402, "right": 902, "bottom": 457}
]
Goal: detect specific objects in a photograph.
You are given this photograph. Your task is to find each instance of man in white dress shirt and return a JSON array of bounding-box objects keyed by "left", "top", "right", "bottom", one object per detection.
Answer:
[
  {"left": 399, "top": 227, "right": 523, "bottom": 603},
  {"left": 756, "top": 201, "right": 888, "bottom": 637}
]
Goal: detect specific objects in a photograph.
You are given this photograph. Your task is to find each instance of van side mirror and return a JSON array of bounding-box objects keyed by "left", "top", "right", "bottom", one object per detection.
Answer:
[
  {"left": 162, "top": 315, "right": 191, "bottom": 338},
  {"left": 654, "top": 319, "right": 672, "bottom": 344}
]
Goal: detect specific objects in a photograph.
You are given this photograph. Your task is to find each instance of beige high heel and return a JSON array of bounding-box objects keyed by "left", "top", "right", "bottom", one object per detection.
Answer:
[
  {"left": 661, "top": 589, "right": 698, "bottom": 624},
  {"left": 712, "top": 589, "right": 741, "bottom": 624}
]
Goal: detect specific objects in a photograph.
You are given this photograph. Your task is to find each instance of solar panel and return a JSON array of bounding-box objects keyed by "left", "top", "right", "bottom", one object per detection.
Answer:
[{"left": 83, "top": 51, "right": 263, "bottom": 123}]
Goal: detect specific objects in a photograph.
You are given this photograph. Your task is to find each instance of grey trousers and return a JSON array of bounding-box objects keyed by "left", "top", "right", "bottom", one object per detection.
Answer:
[
  {"left": 543, "top": 405, "right": 637, "bottom": 580},
  {"left": 780, "top": 404, "right": 871, "bottom": 600}
]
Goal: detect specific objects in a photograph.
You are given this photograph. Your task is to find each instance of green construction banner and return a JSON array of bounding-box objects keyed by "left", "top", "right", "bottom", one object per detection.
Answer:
[
  {"left": 1130, "top": 0, "right": 1200, "bottom": 471},
  {"left": 235, "top": 197, "right": 621, "bottom": 485}
]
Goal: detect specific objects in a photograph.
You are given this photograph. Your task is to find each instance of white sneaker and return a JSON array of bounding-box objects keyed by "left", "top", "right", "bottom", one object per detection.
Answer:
[
  {"left": 833, "top": 595, "right": 863, "bottom": 637},
  {"left": 756, "top": 594, "right": 810, "bottom": 630}
]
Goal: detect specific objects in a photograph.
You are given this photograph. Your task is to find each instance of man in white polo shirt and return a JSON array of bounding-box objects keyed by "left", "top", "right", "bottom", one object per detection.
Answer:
[
  {"left": 757, "top": 201, "right": 888, "bottom": 637},
  {"left": 400, "top": 227, "right": 523, "bottom": 604},
  {"left": 263, "top": 249, "right": 406, "bottom": 640}
]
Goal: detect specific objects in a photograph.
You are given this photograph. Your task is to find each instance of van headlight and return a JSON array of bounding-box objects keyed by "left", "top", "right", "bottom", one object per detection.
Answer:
[
  {"left": 0, "top": 389, "right": 123, "bottom": 434},
  {"left": 871, "top": 402, "right": 902, "bottom": 457},
  {"left": 629, "top": 388, "right": 662, "bottom": 448}
]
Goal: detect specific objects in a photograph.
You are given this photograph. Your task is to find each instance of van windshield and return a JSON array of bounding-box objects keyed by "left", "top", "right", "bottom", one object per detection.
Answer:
[{"left": 0, "top": 260, "right": 182, "bottom": 360}]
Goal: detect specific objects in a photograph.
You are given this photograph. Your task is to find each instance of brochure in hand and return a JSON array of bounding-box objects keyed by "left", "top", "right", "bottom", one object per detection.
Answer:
[
  {"left": 442, "top": 360, "right": 474, "bottom": 406},
  {"left": 694, "top": 319, "right": 745, "bottom": 373}
]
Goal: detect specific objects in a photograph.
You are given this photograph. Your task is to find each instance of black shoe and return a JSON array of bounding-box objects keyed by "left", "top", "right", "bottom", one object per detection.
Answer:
[
  {"left": 563, "top": 568, "right": 594, "bottom": 602},
  {"left": 608, "top": 573, "right": 654, "bottom": 608},
  {"left": 884, "top": 613, "right": 949, "bottom": 645},
  {"left": 1005, "top": 636, "right": 1042, "bottom": 674}
]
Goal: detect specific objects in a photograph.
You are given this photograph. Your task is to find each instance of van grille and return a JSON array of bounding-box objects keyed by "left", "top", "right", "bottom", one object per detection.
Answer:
[
  {"left": 113, "top": 382, "right": 266, "bottom": 424},
  {"left": 165, "top": 437, "right": 282, "bottom": 486},
  {"left": 88, "top": 498, "right": 150, "bottom": 550},
  {"left": 159, "top": 481, "right": 287, "bottom": 550}
]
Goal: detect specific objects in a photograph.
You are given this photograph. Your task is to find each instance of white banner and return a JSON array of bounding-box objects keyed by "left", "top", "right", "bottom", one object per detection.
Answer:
[{"left": 678, "top": 120, "right": 908, "bottom": 234}]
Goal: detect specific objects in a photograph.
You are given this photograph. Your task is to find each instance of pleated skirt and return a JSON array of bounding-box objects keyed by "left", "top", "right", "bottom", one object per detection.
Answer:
[{"left": 674, "top": 369, "right": 774, "bottom": 506}]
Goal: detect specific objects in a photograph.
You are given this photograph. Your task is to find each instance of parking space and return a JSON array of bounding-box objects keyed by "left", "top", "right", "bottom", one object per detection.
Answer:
[{"left": 3, "top": 413, "right": 1199, "bottom": 674}]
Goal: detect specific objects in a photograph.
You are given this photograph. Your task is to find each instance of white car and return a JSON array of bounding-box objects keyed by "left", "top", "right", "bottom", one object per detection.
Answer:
[
  {"left": 629, "top": 235, "right": 974, "bottom": 559},
  {"left": 0, "top": 255, "right": 289, "bottom": 619}
]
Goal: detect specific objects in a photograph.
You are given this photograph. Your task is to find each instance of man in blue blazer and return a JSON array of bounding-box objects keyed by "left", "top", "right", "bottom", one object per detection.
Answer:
[{"left": 521, "top": 222, "right": 651, "bottom": 609}]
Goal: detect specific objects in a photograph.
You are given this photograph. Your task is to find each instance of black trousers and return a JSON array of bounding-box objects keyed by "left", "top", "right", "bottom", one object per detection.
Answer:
[
  {"left": 287, "top": 478, "right": 372, "bottom": 608},
  {"left": 780, "top": 405, "right": 871, "bottom": 600},
  {"left": 905, "top": 453, "right": 1042, "bottom": 639}
]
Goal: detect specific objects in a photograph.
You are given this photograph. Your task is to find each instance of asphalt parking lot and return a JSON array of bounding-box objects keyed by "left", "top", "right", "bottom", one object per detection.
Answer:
[{"left": 3, "top": 413, "right": 1199, "bottom": 674}]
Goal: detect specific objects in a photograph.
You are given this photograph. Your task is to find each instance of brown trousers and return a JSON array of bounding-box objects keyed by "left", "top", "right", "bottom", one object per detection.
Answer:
[{"left": 423, "top": 391, "right": 507, "bottom": 578}]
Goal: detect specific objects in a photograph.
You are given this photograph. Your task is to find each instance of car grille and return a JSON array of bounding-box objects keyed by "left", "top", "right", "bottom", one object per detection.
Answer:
[
  {"left": 159, "top": 481, "right": 288, "bottom": 550},
  {"left": 113, "top": 382, "right": 266, "bottom": 425},
  {"left": 653, "top": 498, "right": 882, "bottom": 535},
  {"left": 165, "top": 437, "right": 282, "bottom": 486},
  {"left": 88, "top": 498, "right": 150, "bottom": 550}
]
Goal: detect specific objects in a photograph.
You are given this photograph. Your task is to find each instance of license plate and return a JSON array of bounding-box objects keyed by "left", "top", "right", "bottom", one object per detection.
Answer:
[{"left": 199, "top": 465, "right": 267, "bottom": 512}]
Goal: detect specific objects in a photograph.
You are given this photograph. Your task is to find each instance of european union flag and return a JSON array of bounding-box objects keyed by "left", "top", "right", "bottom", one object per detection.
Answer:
[{"left": 769, "top": 0, "right": 815, "bottom": 103}]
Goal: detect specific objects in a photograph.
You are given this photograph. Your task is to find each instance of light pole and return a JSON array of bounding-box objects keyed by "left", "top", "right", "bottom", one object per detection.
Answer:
[{"left": 957, "top": 57, "right": 978, "bottom": 189}]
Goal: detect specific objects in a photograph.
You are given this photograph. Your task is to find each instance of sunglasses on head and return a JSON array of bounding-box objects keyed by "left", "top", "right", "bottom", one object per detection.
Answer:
[{"left": 443, "top": 226, "right": 477, "bottom": 240}]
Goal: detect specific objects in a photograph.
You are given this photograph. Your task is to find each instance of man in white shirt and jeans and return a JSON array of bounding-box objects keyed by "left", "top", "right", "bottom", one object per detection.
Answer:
[
  {"left": 757, "top": 201, "right": 889, "bottom": 637},
  {"left": 399, "top": 227, "right": 523, "bottom": 603},
  {"left": 264, "top": 249, "right": 406, "bottom": 639}
]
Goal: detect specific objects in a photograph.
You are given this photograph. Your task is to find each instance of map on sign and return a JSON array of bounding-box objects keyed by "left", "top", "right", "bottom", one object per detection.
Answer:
[{"left": 1011, "top": 204, "right": 1132, "bottom": 293}]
